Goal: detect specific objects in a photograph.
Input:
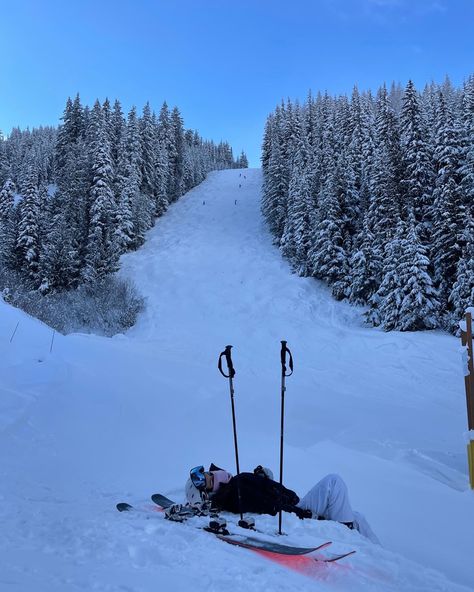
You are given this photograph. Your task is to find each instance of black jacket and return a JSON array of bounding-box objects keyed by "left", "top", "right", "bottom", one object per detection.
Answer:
[{"left": 211, "top": 472, "right": 302, "bottom": 516}]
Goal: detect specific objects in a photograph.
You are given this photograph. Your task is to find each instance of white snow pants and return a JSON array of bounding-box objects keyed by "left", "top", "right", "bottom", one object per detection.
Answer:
[
  {"left": 297, "top": 473, "right": 380, "bottom": 544},
  {"left": 297, "top": 473, "right": 354, "bottom": 522}
]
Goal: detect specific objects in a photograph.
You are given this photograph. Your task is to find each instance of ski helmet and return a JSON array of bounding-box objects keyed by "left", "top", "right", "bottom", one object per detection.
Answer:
[
  {"left": 253, "top": 465, "right": 274, "bottom": 480},
  {"left": 185, "top": 478, "right": 202, "bottom": 504}
]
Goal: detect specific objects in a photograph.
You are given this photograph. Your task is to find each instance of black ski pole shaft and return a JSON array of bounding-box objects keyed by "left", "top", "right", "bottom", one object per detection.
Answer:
[
  {"left": 279, "top": 372, "right": 285, "bottom": 535},
  {"left": 218, "top": 345, "right": 244, "bottom": 523},
  {"left": 278, "top": 340, "right": 293, "bottom": 535}
]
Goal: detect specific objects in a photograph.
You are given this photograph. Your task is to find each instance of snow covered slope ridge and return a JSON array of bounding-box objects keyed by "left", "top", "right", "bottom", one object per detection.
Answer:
[{"left": 1, "top": 168, "right": 473, "bottom": 592}]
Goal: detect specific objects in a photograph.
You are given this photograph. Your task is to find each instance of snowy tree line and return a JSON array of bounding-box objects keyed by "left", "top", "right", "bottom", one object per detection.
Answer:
[
  {"left": 262, "top": 76, "right": 474, "bottom": 333},
  {"left": 0, "top": 95, "right": 247, "bottom": 294}
]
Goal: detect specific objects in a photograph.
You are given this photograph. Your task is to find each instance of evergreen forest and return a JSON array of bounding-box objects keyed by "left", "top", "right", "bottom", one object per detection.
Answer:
[
  {"left": 261, "top": 76, "right": 474, "bottom": 333},
  {"left": 0, "top": 96, "right": 246, "bottom": 333}
]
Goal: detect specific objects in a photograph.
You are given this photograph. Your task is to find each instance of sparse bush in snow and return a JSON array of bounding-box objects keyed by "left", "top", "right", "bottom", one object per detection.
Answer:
[{"left": 0, "top": 266, "right": 144, "bottom": 336}]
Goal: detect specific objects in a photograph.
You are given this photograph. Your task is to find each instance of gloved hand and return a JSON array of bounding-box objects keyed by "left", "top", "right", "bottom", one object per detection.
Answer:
[{"left": 291, "top": 506, "right": 312, "bottom": 520}]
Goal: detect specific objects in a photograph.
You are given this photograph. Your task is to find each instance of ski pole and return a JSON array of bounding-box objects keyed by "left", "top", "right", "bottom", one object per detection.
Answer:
[
  {"left": 218, "top": 345, "right": 248, "bottom": 528},
  {"left": 278, "top": 340, "right": 293, "bottom": 535}
]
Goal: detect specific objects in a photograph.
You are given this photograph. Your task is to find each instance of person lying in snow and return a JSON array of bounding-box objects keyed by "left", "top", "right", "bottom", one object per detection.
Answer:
[{"left": 185, "top": 464, "right": 379, "bottom": 543}]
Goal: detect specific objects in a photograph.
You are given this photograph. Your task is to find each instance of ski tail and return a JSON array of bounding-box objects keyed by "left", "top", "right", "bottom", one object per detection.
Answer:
[
  {"left": 151, "top": 493, "right": 176, "bottom": 509},
  {"left": 116, "top": 502, "right": 162, "bottom": 514}
]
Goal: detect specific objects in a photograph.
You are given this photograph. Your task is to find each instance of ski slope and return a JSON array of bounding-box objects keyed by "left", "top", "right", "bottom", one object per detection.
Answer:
[{"left": 1, "top": 168, "right": 473, "bottom": 592}]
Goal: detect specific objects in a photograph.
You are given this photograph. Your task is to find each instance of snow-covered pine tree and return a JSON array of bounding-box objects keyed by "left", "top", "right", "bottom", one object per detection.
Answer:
[
  {"left": 115, "top": 167, "right": 136, "bottom": 254},
  {"left": 0, "top": 178, "right": 16, "bottom": 266},
  {"left": 102, "top": 98, "right": 113, "bottom": 144},
  {"left": 0, "top": 132, "right": 9, "bottom": 186},
  {"left": 56, "top": 94, "right": 84, "bottom": 186},
  {"left": 39, "top": 190, "right": 79, "bottom": 292},
  {"left": 0, "top": 178, "right": 15, "bottom": 222},
  {"left": 124, "top": 106, "right": 153, "bottom": 249},
  {"left": 112, "top": 132, "right": 134, "bottom": 254},
  {"left": 396, "top": 213, "right": 439, "bottom": 330},
  {"left": 308, "top": 156, "right": 348, "bottom": 299},
  {"left": 348, "top": 86, "right": 365, "bottom": 193},
  {"left": 237, "top": 151, "right": 249, "bottom": 168},
  {"left": 431, "top": 91, "right": 465, "bottom": 309},
  {"left": 448, "top": 212, "right": 474, "bottom": 331},
  {"left": 153, "top": 138, "right": 169, "bottom": 216},
  {"left": 280, "top": 123, "right": 312, "bottom": 272},
  {"left": 357, "top": 91, "right": 376, "bottom": 218},
  {"left": 110, "top": 99, "right": 125, "bottom": 186},
  {"left": 261, "top": 114, "right": 273, "bottom": 172},
  {"left": 83, "top": 101, "right": 118, "bottom": 282},
  {"left": 16, "top": 168, "right": 41, "bottom": 281},
  {"left": 57, "top": 139, "right": 90, "bottom": 279},
  {"left": 366, "top": 221, "right": 405, "bottom": 330},
  {"left": 348, "top": 215, "right": 380, "bottom": 305},
  {"left": 158, "top": 101, "right": 172, "bottom": 200},
  {"left": 139, "top": 102, "right": 156, "bottom": 199},
  {"left": 261, "top": 109, "right": 289, "bottom": 240},
  {"left": 399, "top": 80, "right": 434, "bottom": 231},
  {"left": 169, "top": 107, "right": 185, "bottom": 202},
  {"left": 366, "top": 140, "right": 400, "bottom": 251},
  {"left": 182, "top": 129, "right": 198, "bottom": 192},
  {"left": 361, "top": 85, "right": 403, "bottom": 269},
  {"left": 368, "top": 214, "right": 438, "bottom": 331},
  {"left": 460, "top": 76, "right": 474, "bottom": 212}
]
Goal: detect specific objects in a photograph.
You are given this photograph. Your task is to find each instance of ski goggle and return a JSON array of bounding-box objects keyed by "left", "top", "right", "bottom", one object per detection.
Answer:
[{"left": 190, "top": 465, "right": 206, "bottom": 490}]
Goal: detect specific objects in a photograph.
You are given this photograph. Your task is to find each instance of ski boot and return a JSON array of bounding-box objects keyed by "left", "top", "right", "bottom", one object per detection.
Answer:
[
  {"left": 165, "top": 503, "right": 195, "bottom": 522},
  {"left": 206, "top": 516, "right": 229, "bottom": 535},
  {"left": 238, "top": 516, "right": 256, "bottom": 530}
]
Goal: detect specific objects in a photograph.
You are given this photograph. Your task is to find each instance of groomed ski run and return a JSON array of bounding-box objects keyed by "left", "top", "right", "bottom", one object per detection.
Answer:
[{"left": 1, "top": 169, "right": 473, "bottom": 591}]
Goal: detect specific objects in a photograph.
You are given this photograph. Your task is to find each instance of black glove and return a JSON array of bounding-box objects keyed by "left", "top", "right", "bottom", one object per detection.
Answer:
[{"left": 288, "top": 505, "right": 312, "bottom": 520}]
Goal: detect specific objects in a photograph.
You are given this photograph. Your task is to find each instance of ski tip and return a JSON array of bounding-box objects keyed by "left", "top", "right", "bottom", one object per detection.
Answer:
[
  {"left": 116, "top": 502, "right": 133, "bottom": 512},
  {"left": 320, "top": 549, "right": 356, "bottom": 563}
]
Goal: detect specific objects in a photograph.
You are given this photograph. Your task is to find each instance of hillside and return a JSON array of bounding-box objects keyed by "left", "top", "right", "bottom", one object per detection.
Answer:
[{"left": 1, "top": 169, "right": 472, "bottom": 591}]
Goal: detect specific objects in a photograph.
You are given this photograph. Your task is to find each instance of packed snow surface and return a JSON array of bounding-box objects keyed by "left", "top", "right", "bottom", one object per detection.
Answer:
[{"left": 1, "top": 169, "right": 473, "bottom": 591}]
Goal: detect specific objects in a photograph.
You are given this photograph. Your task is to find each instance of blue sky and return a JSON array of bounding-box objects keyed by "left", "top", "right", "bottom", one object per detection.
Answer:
[{"left": 0, "top": 0, "right": 473, "bottom": 166}]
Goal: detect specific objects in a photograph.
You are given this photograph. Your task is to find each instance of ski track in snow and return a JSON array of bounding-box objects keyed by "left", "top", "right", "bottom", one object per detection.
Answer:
[{"left": 0, "top": 169, "right": 473, "bottom": 591}]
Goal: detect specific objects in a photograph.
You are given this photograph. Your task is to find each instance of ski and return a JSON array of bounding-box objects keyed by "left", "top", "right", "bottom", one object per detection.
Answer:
[
  {"left": 116, "top": 502, "right": 162, "bottom": 515},
  {"left": 117, "top": 502, "right": 134, "bottom": 512},
  {"left": 323, "top": 549, "right": 357, "bottom": 562},
  {"left": 150, "top": 493, "right": 176, "bottom": 509},
  {"left": 149, "top": 493, "right": 355, "bottom": 561},
  {"left": 117, "top": 499, "right": 355, "bottom": 571},
  {"left": 214, "top": 533, "right": 332, "bottom": 556}
]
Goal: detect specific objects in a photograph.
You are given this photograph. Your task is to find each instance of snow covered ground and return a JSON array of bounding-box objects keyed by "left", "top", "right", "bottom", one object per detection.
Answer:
[{"left": 1, "top": 168, "right": 473, "bottom": 591}]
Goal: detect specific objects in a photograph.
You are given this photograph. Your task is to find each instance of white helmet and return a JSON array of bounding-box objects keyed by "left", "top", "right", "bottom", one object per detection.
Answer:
[
  {"left": 185, "top": 478, "right": 202, "bottom": 504},
  {"left": 253, "top": 465, "right": 274, "bottom": 480},
  {"left": 261, "top": 467, "right": 274, "bottom": 480}
]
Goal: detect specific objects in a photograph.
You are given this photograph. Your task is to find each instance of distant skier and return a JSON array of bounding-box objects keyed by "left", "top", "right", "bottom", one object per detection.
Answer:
[
  {"left": 239, "top": 184, "right": 241, "bottom": 188},
  {"left": 186, "top": 465, "right": 379, "bottom": 543},
  {"left": 235, "top": 199, "right": 237, "bottom": 205}
]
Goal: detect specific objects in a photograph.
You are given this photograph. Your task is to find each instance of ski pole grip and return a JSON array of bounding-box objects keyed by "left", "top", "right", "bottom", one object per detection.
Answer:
[
  {"left": 280, "top": 340, "right": 294, "bottom": 377},
  {"left": 218, "top": 345, "right": 236, "bottom": 378}
]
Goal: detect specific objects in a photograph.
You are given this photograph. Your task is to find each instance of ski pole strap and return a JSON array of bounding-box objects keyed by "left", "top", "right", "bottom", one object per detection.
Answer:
[
  {"left": 218, "top": 345, "right": 236, "bottom": 378},
  {"left": 280, "top": 341, "right": 293, "bottom": 377}
]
